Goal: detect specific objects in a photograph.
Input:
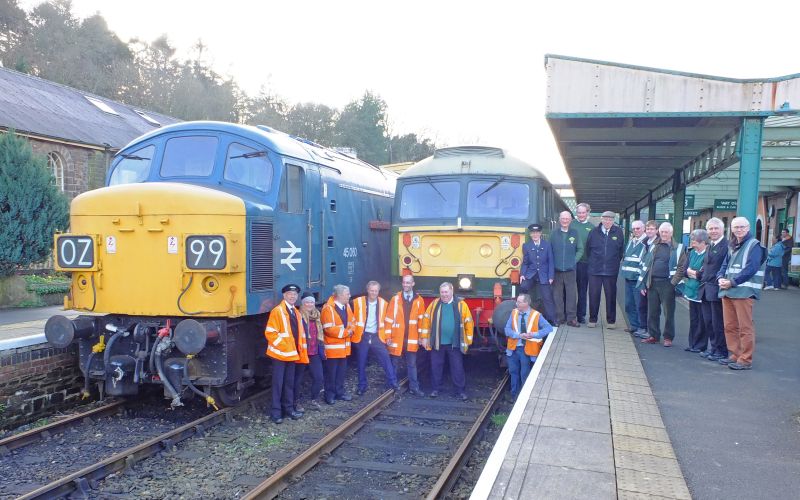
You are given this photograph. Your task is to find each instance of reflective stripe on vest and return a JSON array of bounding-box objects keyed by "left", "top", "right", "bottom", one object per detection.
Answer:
[
  {"left": 507, "top": 309, "right": 542, "bottom": 357},
  {"left": 721, "top": 239, "right": 764, "bottom": 299}
]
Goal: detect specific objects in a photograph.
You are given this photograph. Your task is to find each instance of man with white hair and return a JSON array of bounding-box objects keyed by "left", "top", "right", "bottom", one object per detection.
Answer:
[
  {"left": 551, "top": 211, "right": 584, "bottom": 326},
  {"left": 620, "top": 220, "right": 647, "bottom": 334},
  {"left": 696, "top": 217, "right": 729, "bottom": 361},
  {"left": 570, "top": 202, "right": 594, "bottom": 323},
  {"left": 637, "top": 222, "right": 683, "bottom": 347},
  {"left": 717, "top": 216, "right": 764, "bottom": 370}
]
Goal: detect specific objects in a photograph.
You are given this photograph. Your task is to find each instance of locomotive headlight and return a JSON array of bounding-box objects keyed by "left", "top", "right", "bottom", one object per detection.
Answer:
[
  {"left": 428, "top": 243, "right": 442, "bottom": 257},
  {"left": 479, "top": 244, "right": 493, "bottom": 257},
  {"left": 457, "top": 274, "right": 474, "bottom": 291}
]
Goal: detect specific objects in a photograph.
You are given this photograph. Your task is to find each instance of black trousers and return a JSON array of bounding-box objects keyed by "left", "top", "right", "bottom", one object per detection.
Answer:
[
  {"left": 324, "top": 357, "right": 347, "bottom": 400},
  {"left": 588, "top": 274, "right": 617, "bottom": 323},
  {"left": 688, "top": 300, "right": 708, "bottom": 350},
  {"left": 701, "top": 299, "right": 727, "bottom": 357},
  {"left": 647, "top": 279, "right": 675, "bottom": 341},
  {"left": 576, "top": 261, "right": 589, "bottom": 322},
  {"left": 637, "top": 286, "right": 648, "bottom": 331},
  {"left": 271, "top": 359, "right": 295, "bottom": 419},
  {"left": 520, "top": 279, "right": 557, "bottom": 324}
]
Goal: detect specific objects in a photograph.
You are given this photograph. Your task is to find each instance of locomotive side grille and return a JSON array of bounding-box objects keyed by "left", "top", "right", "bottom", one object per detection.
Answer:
[
  {"left": 250, "top": 222, "right": 274, "bottom": 291},
  {"left": 433, "top": 146, "right": 505, "bottom": 158}
]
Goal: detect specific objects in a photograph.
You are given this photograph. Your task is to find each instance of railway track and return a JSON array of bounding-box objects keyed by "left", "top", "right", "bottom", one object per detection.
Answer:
[
  {"left": 243, "top": 373, "right": 509, "bottom": 499},
  {"left": 0, "top": 400, "right": 126, "bottom": 455},
  {"left": 7, "top": 392, "right": 267, "bottom": 500}
]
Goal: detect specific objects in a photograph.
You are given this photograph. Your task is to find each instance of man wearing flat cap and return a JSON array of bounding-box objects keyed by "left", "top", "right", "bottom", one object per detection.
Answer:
[
  {"left": 264, "top": 284, "right": 308, "bottom": 424},
  {"left": 585, "top": 212, "right": 625, "bottom": 328},
  {"left": 519, "top": 223, "right": 557, "bottom": 324}
]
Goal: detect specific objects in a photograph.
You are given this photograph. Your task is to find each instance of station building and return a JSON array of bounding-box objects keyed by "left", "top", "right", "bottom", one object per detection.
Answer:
[{"left": 0, "top": 66, "right": 179, "bottom": 200}]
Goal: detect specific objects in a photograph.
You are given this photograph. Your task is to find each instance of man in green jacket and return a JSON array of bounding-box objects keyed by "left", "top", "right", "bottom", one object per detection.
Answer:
[
  {"left": 551, "top": 211, "right": 584, "bottom": 326},
  {"left": 570, "top": 202, "right": 593, "bottom": 324}
]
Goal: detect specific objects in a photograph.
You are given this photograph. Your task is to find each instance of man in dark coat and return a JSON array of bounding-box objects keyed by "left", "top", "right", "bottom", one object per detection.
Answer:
[
  {"left": 520, "top": 223, "right": 557, "bottom": 324},
  {"left": 585, "top": 211, "right": 625, "bottom": 328},
  {"left": 780, "top": 228, "right": 793, "bottom": 289},
  {"left": 696, "top": 217, "right": 728, "bottom": 361}
]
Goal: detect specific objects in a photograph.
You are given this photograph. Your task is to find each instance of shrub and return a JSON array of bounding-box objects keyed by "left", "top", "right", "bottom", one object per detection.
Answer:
[{"left": 0, "top": 131, "right": 70, "bottom": 276}]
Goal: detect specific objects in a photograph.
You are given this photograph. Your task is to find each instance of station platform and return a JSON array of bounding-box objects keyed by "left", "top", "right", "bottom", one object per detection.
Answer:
[
  {"left": 473, "top": 284, "right": 800, "bottom": 499},
  {"left": 472, "top": 308, "right": 690, "bottom": 499},
  {"left": 0, "top": 306, "right": 77, "bottom": 350}
]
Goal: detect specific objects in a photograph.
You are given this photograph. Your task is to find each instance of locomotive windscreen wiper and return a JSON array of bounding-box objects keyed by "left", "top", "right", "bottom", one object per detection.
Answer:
[
  {"left": 425, "top": 176, "right": 447, "bottom": 201},
  {"left": 118, "top": 154, "right": 151, "bottom": 160},
  {"left": 476, "top": 176, "right": 505, "bottom": 198},
  {"left": 229, "top": 150, "right": 268, "bottom": 159}
]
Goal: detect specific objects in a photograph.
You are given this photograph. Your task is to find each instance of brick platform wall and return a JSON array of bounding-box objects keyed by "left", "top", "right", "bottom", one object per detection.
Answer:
[{"left": 0, "top": 343, "right": 84, "bottom": 431}]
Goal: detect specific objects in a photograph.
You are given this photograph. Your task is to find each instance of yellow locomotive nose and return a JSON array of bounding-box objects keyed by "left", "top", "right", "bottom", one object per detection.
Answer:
[{"left": 59, "top": 183, "right": 247, "bottom": 317}]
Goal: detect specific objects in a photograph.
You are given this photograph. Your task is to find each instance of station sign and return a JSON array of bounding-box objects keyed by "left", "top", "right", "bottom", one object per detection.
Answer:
[
  {"left": 684, "top": 209, "right": 701, "bottom": 217},
  {"left": 684, "top": 195, "right": 695, "bottom": 209},
  {"left": 714, "top": 199, "right": 737, "bottom": 211}
]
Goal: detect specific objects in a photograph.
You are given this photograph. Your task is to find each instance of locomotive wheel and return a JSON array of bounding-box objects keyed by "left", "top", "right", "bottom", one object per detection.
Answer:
[{"left": 213, "top": 383, "right": 243, "bottom": 407}]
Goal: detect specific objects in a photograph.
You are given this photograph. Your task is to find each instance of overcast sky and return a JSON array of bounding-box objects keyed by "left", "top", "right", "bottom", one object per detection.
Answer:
[{"left": 22, "top": 0, "right": 800, "bottom": 183}]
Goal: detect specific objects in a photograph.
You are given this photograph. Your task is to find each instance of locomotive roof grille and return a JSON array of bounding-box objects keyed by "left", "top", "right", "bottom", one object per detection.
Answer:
[{"left": 433, "top": 146, "right": 505, "bottom": 159}]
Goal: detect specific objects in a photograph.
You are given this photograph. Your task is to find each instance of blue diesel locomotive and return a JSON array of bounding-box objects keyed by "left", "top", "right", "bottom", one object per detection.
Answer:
[{"left": 46, "top": 121, "right": 396, "bottom": 406}]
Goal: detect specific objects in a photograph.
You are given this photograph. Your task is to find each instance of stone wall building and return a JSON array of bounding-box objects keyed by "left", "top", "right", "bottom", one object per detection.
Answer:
[{"left": 0, "top": 66, "right": 180, "bottom": 200}]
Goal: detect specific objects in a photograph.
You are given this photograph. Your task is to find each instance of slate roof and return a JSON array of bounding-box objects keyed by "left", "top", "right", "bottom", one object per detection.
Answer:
[{"left": 0, "top": 66, "right": 180, "bottom": 149}]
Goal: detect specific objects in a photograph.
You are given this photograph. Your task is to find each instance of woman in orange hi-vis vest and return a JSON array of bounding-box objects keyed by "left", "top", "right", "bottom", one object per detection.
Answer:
[
  {"left": 352, "top": 281, "right": 399, "bottom": 395},
  {"left": 384, "top": 274, "right": 426, "bottom": 396},
  {"left": 320, "top": 284, "right": 355, "bottom": 404},
  {"left": 503, "top": 293, "right": 553, "bottom": 400},
  {"left": 264, "top": 284, "right": 308, "bottom": 424}
]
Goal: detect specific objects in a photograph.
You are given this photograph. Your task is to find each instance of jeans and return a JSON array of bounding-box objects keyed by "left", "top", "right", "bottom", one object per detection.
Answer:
[
  {"left": 430, "top": 344, "right": 466, "bottom": 393},
  {"left": 355, "top": 332, "right": 397, "bottom": 391},
  {"left": 647, "top": 278, "right": 676, "bottom": 341},
  {"left": 766, "top": 265, "right": 782, "bottom": 288},
  {"left": 391, "top": 351, "right": 419, "bottom": 391},
  {"left": 624, "top": 278, "right": 641, "bottom": 330},
  {"left": 507, "top": 346, "right": 532, "bottom": 398},
  {"left": 294, "top": 354, "right": 324, "bottom": 403}
]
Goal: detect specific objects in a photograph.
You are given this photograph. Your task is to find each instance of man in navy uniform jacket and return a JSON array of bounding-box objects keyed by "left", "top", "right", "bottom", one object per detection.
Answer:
[
  {"left": 520, "top": 223, "right": 557, "bottom": 324},
  {"left": 585, "top": 211, "right": 625, "bottom": 328}
]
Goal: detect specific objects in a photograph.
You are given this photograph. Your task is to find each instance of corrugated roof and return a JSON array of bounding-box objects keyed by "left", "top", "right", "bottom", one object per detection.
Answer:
[{"left": 0, "top": 67, "right": 180, "bottom": 149}]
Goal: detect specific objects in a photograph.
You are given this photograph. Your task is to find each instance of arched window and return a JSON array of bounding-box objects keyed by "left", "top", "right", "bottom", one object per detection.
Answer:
[{"left": 47, "top": 152, "right": 65, "bottom": 191}]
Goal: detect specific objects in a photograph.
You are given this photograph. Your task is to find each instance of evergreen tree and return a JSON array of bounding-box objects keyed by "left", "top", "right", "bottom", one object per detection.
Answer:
[
  {"left": 335, "top": 91, "right": 389, "bottom": 165},
  {"left": 0, "top": 131, "right": 69, "bottom": 276}
]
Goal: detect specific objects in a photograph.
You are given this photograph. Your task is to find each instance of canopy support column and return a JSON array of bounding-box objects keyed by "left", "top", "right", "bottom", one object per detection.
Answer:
[
  {"left": 737, "top": 117, "right": 764, "bottom": 227},
  {"left": 672, "top": 171, "right": 685, "bottom": 242},
  {"left": 647, "top": 191, "right": 656, "bottom": 222}
]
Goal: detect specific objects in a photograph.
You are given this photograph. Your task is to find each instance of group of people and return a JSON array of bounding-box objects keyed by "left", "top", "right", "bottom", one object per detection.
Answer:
[
  {"left": 262, "top": 277, "right": 474, "bottom": 424},
  {"left": 519, "top": 203, "right": 625, "bottom": 330},
  {"left": 623, "top": 216, "right": 765, "bottom": 371},
  {"left": 520, "top": 203, "right": 772, "bottom": 372},
  {"left": 765, "top": 228, "right": 794, "bottom": 290}
]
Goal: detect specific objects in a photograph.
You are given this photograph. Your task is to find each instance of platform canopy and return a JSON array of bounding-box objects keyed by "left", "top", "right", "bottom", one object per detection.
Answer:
[{"left": 545, "top": 55, "right": 800, "bottom": 220}]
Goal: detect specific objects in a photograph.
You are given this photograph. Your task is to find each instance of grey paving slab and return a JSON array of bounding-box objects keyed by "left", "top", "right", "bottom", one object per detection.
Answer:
[
  {"left": 617, "top": 491, "right": 676, "bottom": 500},
  {"left": 557, "top": 348, "right": 607, "bottom": 368},
  {"left": 517, "top": 463, "right": 616, "bottom": 500},
  {"left": 610, "top": 407, "right": 666, "bottom": 428},
  {"left": 608, "top": 381, "right": 655, "bottom": 395},
  {"left": 489, "top": 457, "right": 518, "bottom": 499},
  {"left": 607, "top": 372, "right": 651, "bottom": 387},
  {"left": 529, "top": 426, "right": 615, "bottom": 473},
  {"left": 554, "top": 363, "right": 608, "bottom": 384},
  {"left": 540, "top": 399, "right": 611, "bottom": 434},
  {"left": 548, "top": 378, "right": 609, "bottom": 406}
]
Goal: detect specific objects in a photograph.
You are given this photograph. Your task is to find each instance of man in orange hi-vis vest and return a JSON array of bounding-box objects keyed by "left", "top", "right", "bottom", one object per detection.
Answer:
[
  {"left": 264, "top": 284, "right": 308, "bottom": 424},
  {"left": 503, "top": 293, "right": 553, "bottom": 400},
  {"left": 320, "top": 284, "right": 355, "bottom": 405},
  {"left": 385, "top": 274, "right": 426, "bottom": 397},
  {"left": 352, "top": 281, "right": 399, "bottom": 395}
]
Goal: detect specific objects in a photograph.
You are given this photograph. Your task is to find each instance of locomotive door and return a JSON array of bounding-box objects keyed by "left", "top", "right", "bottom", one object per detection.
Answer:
[
  {"left": 277, "top": 163, "right": 307, "bottom": 286},
  {"left": 306, "top": 166, "right": 323, "bottom": 288}
]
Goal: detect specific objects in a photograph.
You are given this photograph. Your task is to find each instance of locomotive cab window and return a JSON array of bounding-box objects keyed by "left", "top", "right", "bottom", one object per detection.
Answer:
[
  {"left": 279, "top": 164, "right": 304, "bottom": 213},
  {"left": 224, "top": 142, "right": 273, "bottom": 192},
  {"left": 466, "top": 180, "right": 529, "bottom": 219},
  {"left": 399, "top": 181, "right": 460, "bottom": 219},
  {"left": 160, "top": 136, "right": 218, "bottom": 178},
  {"left": 109, "top": 145, "right": 155, "bottom": 185}
]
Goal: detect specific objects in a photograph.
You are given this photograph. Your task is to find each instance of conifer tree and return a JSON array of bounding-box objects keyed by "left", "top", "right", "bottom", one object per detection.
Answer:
[{"left": 0, "top": 131, "right": 69, "bottom": 276}]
